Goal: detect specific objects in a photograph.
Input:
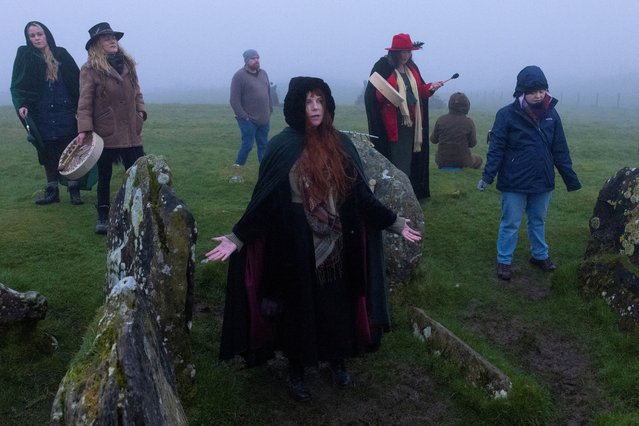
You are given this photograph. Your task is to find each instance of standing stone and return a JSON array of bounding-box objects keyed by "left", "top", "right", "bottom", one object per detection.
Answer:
[
  {"left": 50, "top": 156, "right": 197, "bottom": 425},
  {"left": 579, "top": 167, "right": 639, "bottom": 330},
  {"left": 106, "top": 155, "right": 197, "bottom": 390},
  {"left": 50, "top": 277, "right": 188, "bottom": 425},
  {"left": 351, "top": 136, "right": 424, "bottom": 287}
]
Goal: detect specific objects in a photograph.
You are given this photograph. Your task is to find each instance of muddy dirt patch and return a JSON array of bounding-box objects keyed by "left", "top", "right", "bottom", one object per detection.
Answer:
[
  {"left": 463, "top": 298, "right": 605, "bottom": 425},
  {"left": 491, "top": 263, "right": 553, "bottom": 301},
  {"left": 230, "top": 353, "right": 459, "bottom": 425}
]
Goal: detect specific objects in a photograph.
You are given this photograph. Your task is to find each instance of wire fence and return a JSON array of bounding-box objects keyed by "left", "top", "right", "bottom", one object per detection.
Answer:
[{"left": 456, "top": 90, "right": 639, "bottom": 110}]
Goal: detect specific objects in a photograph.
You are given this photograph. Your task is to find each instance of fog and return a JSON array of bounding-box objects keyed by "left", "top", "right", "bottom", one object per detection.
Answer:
[{"left": 3, "top": 0, "right": 639, "bottom": 106}]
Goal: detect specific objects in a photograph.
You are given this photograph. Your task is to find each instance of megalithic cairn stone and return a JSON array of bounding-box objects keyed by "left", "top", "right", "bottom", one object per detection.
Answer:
[{"left": 50, "top": 155, "right": 196, "bottom": 425}]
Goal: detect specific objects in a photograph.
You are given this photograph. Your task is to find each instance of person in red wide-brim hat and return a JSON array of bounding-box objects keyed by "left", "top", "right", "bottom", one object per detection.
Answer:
[
  {"left": 385, "top": 33, "right": 422, "bottom": 51},
  {"left": 364, "top": 33, "right": 444, "bottom": 199}
]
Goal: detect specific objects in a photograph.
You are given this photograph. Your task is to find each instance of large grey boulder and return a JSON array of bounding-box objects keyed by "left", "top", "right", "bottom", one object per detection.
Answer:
[
  {"left": 0, "top": 282, "right": 47, "bottom": 326},
  {"left": 579, "top": 167, "right": 639, "bottom": 330},
  {"left": 50, "top": 156, "right": 196, "bottom": 425},
  {"left": 350, "top": 135, "right": 424, "bottom": 287}
]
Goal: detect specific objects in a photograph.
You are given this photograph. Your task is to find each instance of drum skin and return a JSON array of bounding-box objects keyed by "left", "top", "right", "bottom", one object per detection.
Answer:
[{"left": 59, "top": 133, "right": 104, "bottom": 180}]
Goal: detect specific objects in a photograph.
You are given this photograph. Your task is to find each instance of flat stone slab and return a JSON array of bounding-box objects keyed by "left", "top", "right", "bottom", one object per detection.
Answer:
[{"left": 410, "top": 307, "right": 512, "bottom": 398}]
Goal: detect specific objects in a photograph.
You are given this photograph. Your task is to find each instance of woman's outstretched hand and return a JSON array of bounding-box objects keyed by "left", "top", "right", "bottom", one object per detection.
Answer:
[
  {"left": 205, "top": 236, "right": 237, "bottom": 262},
  {"left": 401, "top": 219, "right": 422, "bottom": 243}
]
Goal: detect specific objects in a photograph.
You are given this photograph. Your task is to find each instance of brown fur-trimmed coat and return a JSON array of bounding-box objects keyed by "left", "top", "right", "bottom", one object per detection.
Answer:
[{"left": 77, "top": 63, "right": 145, "bottom": 148}]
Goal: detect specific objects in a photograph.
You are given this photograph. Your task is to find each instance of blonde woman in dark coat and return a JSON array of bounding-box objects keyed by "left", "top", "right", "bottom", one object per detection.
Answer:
[
  {"left": 76, "top": 22, "right": 146, "bottom": 234},
  {"left": 10, "top": 21, "right": 84, "bottom": 205}
]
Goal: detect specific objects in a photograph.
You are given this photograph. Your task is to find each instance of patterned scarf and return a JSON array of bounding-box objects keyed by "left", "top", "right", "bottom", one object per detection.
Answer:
[
  {"left": 300, "top": 177, "right": 342, "bottom": 268},
  {"left": 394, "top": 68, "right": 423, "bottom": 152}
]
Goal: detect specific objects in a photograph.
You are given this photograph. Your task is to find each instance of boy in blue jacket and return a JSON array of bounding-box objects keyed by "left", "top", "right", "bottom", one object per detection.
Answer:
[{"left": 477, "top": 65, "right": 581, "bottom": 280}]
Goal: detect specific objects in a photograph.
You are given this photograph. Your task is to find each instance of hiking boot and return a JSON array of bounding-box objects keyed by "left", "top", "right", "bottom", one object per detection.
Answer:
[
  {"left": 287, "top": 364, "right": 311, "bottom": 402},
  {"left": 330, "top": 360, "right": 353, "bottom": 389},
  {"left": 95, "top": 204, "right": 110, "bottom": 235},
  {"left": 497, "top": 263, "right": 511, "bottom": 281},
  {"left": 68, "top": 181, "right": 83, "bottom": 205},
  {"left": 529, "top": 257, "right": 557, "bottom": 272},
  {"left": 35, "top": 185, "right": 60, "bottom": 205},
  {"left": 288, "top": 377, "right": 311, "bottom": 402}
]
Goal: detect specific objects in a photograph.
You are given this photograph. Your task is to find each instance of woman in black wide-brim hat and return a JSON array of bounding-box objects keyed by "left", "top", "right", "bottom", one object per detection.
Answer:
[
  {"left": 10, "top": 21, "right": 86, "bottom": 205},
  {"left": 76, "top": 22, "right": 147, "bottom": 234},
  {"left": 205, "top": 76, "right": 422, "bottom": 402}
]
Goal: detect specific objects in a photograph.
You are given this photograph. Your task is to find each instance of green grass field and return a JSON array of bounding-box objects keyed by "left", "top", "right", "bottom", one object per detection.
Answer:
[{"left": 1, "top": 103, "right": 638, "bottom": 425}]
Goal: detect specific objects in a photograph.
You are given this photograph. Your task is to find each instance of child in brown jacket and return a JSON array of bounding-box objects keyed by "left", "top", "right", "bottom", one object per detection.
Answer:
[{"left": 430, "top": 92, "right": 482, "bottom": 169}]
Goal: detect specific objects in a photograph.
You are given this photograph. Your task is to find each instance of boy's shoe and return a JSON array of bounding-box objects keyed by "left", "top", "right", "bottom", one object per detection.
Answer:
[{"left": 529, "top": 257, "right": 557, "bottom": 272}]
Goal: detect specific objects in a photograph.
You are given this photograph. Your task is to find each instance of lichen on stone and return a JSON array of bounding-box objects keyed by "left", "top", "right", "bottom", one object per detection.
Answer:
[
  {"left": 110, "top": 276, "right": 137, "bottom": 298},
  {"left": 122, "top": 165, "right": 139, "bottom": 212},
  {"left": 130, "top": 187, "right": 144, "bottom": 237}
]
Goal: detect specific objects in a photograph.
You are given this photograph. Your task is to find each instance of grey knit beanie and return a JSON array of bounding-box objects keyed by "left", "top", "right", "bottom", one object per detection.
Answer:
[{"left": 243, "top": 49, "right": 258, "bottom": 63}]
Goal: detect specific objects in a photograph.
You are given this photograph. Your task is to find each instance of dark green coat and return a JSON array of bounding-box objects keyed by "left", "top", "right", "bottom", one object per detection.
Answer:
[{"left": 10, "top": 21, "right": 80, "bottom": 164}]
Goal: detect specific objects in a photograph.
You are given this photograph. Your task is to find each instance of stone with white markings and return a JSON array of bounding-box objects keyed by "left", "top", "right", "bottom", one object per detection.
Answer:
[
  {"left": 351, "top": 136, "right": 424, "bottom": 287},
  {"left": 50, "top": 155, "right": 196, "bottom": 425}
]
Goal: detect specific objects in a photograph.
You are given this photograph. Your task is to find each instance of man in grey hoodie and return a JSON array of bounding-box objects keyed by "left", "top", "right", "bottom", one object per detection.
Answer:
[{"left": 229, "top": 49, "right": 273, "bottom": 166}]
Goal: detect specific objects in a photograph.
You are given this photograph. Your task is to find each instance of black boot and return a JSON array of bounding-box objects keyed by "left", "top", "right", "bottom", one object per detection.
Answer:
[
  {"left": 68, "top": 181, "right": 83, "bottom": 205},
  {"left": 95, "top": 204, "right": 110, "bottom": 235},
  {"left": 35, "top": 184, "right": 60, "bottom": 205},
  {"left": 330, "top": 359, "right": 352, "bottom": 389},
  {"left": 287, "top": 362, "right": 311, "bottom": 402}
]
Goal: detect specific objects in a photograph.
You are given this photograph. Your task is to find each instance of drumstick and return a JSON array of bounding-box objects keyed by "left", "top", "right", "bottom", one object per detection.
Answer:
[{"left": 442, "top": 73, "right": 459, "bottom": 84}]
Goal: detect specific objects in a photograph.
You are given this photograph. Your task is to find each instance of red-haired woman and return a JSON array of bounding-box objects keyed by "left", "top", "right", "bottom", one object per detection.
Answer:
[{"left": 206, "top": 77, "right": 421, "bottom": 402}]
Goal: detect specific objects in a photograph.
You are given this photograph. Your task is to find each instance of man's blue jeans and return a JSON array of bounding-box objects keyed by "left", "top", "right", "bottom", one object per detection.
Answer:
[
  {"left": 497, "top": 191, "right": 552, "bottom": 265},
  {"left": 235, "top": 118, "right": 269, "bottom": 165}
]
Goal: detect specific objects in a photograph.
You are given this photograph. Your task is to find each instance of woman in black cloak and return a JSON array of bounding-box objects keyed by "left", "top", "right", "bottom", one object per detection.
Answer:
[{"left": 206, "top": 76, "right": 422, "bottom": 402}]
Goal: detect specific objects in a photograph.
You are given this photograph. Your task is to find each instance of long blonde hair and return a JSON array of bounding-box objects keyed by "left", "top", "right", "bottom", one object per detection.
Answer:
[
  {"left": 28, "top": 23, "right": 58, "bottom": 81},
  {"left": 87, "top": 42, "right": 138, "bottom": 85}
]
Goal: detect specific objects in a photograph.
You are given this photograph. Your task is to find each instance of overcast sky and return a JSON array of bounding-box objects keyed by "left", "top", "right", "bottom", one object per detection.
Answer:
[{"left": 3, "top": 0, "right": 638, "bottom": 104}]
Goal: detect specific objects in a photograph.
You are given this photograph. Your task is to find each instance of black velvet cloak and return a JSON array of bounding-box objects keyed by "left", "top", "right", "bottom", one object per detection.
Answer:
[
  {"left": 219, "top": 127, "right": 394, "bottom": 366},
  {"left": 364, "top": 56, "right": 431, "bottom": 199}
]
